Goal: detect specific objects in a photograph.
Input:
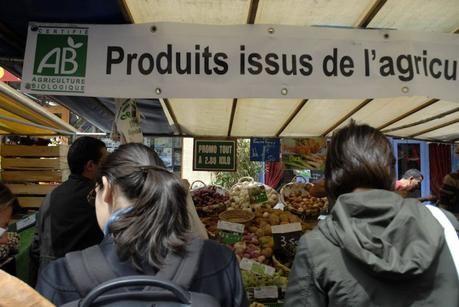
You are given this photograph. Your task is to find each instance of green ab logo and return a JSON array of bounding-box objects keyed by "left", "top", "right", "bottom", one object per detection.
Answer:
[{"left": 33, "top": 34, "right": 88, "bottom": 77}]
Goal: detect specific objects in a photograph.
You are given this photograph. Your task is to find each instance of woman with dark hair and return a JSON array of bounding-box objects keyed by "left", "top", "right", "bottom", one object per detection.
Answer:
[
  {"left": 285, "top": 122, "right": 459, "bottom": 306},
  {"left": 36, "top": 143, "right": 248, "bottom": 306}
]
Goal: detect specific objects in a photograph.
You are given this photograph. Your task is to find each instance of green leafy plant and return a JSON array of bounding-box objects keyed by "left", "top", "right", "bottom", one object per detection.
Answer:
[{"left": 213, "top": 139, "right": 262, "bottom": 189}]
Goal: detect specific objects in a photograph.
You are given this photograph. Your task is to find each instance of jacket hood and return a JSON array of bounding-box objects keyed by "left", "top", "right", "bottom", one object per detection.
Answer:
[{"left": 319, "top": 190, "right": 444, "bottom": 279}]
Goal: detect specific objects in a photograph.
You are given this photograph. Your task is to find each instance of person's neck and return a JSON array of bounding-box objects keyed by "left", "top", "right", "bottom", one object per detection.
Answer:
[
  {"left": 353, "top": 187, "right": 370, "bottom": 193},
  {"left": 79, "top": 171, "right": 94, "bottom": 181}
]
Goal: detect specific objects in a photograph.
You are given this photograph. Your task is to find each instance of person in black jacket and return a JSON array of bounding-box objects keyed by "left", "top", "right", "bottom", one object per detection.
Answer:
[
  {"left": 286, "top": 122, "right": 459, "bottom": 306},
  {"left": 31, "top": 137, "right": 107, "bottom": 277},
  {"left": 36, "top": 143, "right": 248, "bottom": 307}
]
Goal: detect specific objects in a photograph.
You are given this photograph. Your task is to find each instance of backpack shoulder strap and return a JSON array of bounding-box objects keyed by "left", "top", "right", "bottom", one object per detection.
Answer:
[
  {"left": 426, "top": 205, "right": 459, "bottom": 279},
  {"left": 156, "top": 238, "right": 204, "bottom": 289},
  {"left": 65, "top": 245, "right": 117, "bottom": 296}
]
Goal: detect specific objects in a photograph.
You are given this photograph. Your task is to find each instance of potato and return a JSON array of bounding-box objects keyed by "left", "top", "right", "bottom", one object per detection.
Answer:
[
  {"left": 259, "top": 220, "right": 269, "bottom": 228},
  {"left": 269, "top": 215, "right": 280, "bottom": 226},
  {"left": 255, "top": 229, "right": 265, "bottom": 238},
  {"left": 261, "top": 247, "right": 273, "bottom": 258},
  {"left": 262, "top": 224, "right": 272, "bottom": 236}
]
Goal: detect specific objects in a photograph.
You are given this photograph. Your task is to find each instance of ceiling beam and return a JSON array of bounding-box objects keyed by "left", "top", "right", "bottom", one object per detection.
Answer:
[
  {"left": 356, "top": 0, "right": 387, "bottom": 28},
  {"left": 321, "top": 99, "right": 372, "bottom": 136},
  {"left": 382, "top": 107, "right": 459, "bottom": 134},
  {"left": 377, "top": 98, "right": 439, "bottom": 131},
  {"left": 227, "top": 99, "right": 238, "bottom": 137},
  {"left": 409, "top": 118, "right": 459, "bottom": 138},
  {"left": 247, "top": 0, "right": 260, "bottom": 24},
  {"left": 162, "top": 98, "right": 183, "bottom": 135},
  {"left": 275, "top": 99, "right": 308, "bottom": 137}
]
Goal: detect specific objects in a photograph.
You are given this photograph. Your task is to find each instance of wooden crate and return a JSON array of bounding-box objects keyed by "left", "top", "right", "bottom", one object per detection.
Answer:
[
  {"left": 1, "top": 144, "right": 69, "bottom": 209},
  {"left": 2, "top": 158, "right": 67, "bottom": 170},
  {"left": 7, "top": 183, "right": 58, "bottom": 195},
  {"left": 17, "top": 197, "right": 46, "bottom": 208},
  {"left": 0, "top": 144, "right": 69, "bottom": 157},
  {"left": 2, "top": 170, "right": 69, "bottom": 182}
]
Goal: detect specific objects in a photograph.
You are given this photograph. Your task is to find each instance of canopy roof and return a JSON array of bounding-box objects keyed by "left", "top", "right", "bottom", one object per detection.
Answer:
[
  {"left": 0, "top": 82, "right": 77, "bottom": 135},
  {"left": 0, "top": 0, "right": 458, "bottom": 141}
]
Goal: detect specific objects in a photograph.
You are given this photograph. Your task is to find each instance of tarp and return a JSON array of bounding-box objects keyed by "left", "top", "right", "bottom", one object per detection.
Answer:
[{"left": 0, "top": 82, "right": 78, "bottom": 135}]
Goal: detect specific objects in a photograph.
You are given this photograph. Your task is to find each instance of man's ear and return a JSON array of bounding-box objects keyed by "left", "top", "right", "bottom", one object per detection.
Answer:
[
  {"left": 101, "top": 176, "right": 113, "bottom": 205},
  {"left": 85, "top": 160, "right": 97, "bottom": 173}
]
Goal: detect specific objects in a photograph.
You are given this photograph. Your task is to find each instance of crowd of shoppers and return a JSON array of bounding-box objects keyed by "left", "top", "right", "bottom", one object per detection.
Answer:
[{"left": 1, "top": 128, "right": 458, "bottom": 306}]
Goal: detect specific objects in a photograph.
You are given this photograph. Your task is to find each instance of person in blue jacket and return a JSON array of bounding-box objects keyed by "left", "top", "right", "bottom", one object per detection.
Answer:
[{"left": 36, "top": 143, "right": 248, "bottom": 307}]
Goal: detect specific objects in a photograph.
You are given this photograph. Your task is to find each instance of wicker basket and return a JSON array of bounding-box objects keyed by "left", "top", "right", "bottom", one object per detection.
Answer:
[
  {"left": 228, "top": 177, "right": 280, "bottom": 210},
  {"left": 281, "top": 177, "right": 327, "bottom": 221},
  {"left": 219, "top": 209, "right": 255, "bottom": 224},
  {"left": 190, "top": 181, "right": 229, "bottom": 217}
]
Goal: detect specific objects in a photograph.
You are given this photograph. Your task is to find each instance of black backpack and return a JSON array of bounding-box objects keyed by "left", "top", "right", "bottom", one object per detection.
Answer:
[{"left": 61, "top": 239, "right": 220, "bottom": 307}]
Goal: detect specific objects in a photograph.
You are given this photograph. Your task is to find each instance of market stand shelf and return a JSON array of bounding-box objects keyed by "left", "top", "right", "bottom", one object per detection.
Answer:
[{"left": 1, "top": 144, "right": 68, "bottom": 209}]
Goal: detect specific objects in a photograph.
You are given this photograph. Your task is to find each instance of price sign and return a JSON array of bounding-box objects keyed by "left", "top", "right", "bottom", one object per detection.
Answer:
[
  {"left": 271, "top": 223, "right": 302, "bottom": 264},
  {"left": 254, "top": 286, "right": 279, "bottom": 299},
  {"left": 248, "top": 184, "right": 268, "bottom": 204},
  {"left": 250, "top": 138, "right": 280, "bottom": 162},
  {"left": 193, "top": 139, "right": 236, "bottom": 171},
  {"left": 217, "top": 220, "right": 244, "bottom": 244},
  {"left": 239, "top": 258, "right": 275, "bottom": 276}
]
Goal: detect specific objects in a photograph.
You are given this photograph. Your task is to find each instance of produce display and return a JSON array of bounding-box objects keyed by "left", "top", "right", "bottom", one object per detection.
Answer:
[
  {"left": 228, "top": 178, "right": 279, "bottom": 210},
  {"left": 282, "top": 138, "right": 327, "bottom": 170},
  {"left": 200, "top": 215, "right": 219, "bottom": 235},
  {"left": 284, "top": 193, "right": 328, "bottom": 217},
  {"left": 242, "top": 270, "right": 288, "bottom": 288},
  {"left": 194, "top": 178, "right": 321, "bottom": 306},
  {"left": 281, "top": 181, "right": 328, "bottom": 219},
  {"left": 191, "top": 184, "right": 230, "bottom": 215},
  {"left": 231, "top": 233, "right": 265, "bottom": 263}
]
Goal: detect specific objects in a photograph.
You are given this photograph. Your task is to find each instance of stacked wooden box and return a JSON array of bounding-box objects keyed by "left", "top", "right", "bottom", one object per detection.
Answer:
[{"left": 0, "top": 145, "right": 69, "bottom": 209}]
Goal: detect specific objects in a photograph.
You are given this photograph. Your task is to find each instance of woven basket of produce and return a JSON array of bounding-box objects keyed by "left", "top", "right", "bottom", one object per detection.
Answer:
[
  {"left": 228, "top": 177, "right": 279, "bottom": 211},
  {"left": 190, "top": 180, "right": 229, "bottom": 217},
  {"left": 219, "top": 209, "right": 255, "bottom": 224},
  {"left": 281, "top": 177, "right": 328, "bottom": 221}
]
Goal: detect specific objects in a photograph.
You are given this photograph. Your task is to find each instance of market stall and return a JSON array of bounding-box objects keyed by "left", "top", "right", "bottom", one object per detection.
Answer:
[
  {"left": 189, "top": 175, "right": 328, "bottom": 305},
  {"left": 0, "top": 0, "right": 459, "bottom": 305}
]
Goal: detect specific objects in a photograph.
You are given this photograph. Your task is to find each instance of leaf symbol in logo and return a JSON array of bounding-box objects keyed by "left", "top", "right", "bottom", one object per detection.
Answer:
[{"left": 67, "top": 36, "right": 83, "bottom": 49}]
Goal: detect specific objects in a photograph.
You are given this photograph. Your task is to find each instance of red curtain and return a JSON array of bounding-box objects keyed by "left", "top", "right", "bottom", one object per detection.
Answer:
[
  {"left": 265, "top": 162, "right": 284, "bottom": 189},
  {"left": 429, "top": 144, "right": 451, "bottom": 199}
]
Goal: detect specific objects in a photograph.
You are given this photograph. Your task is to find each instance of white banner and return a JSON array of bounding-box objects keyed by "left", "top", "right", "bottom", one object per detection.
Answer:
[{"left": 21, "top": 22, "right": 459, "bottom": 101}]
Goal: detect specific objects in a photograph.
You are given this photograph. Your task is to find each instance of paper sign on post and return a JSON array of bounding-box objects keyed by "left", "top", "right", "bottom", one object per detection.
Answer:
[
  {"left": 248, "top": 184, "right": 268, "bottom": 204},
  {"left": 217, "top": 220, "right": 244, "bottom": 244},
  {"left": 254, "top": 286, "right": 279, "bottom": 299},
  {"left": 239, "top": 258, "right": 275, "bottom": 276},
  {"left": 272, "top": 223, "right": 303, "bottom": 264}
]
